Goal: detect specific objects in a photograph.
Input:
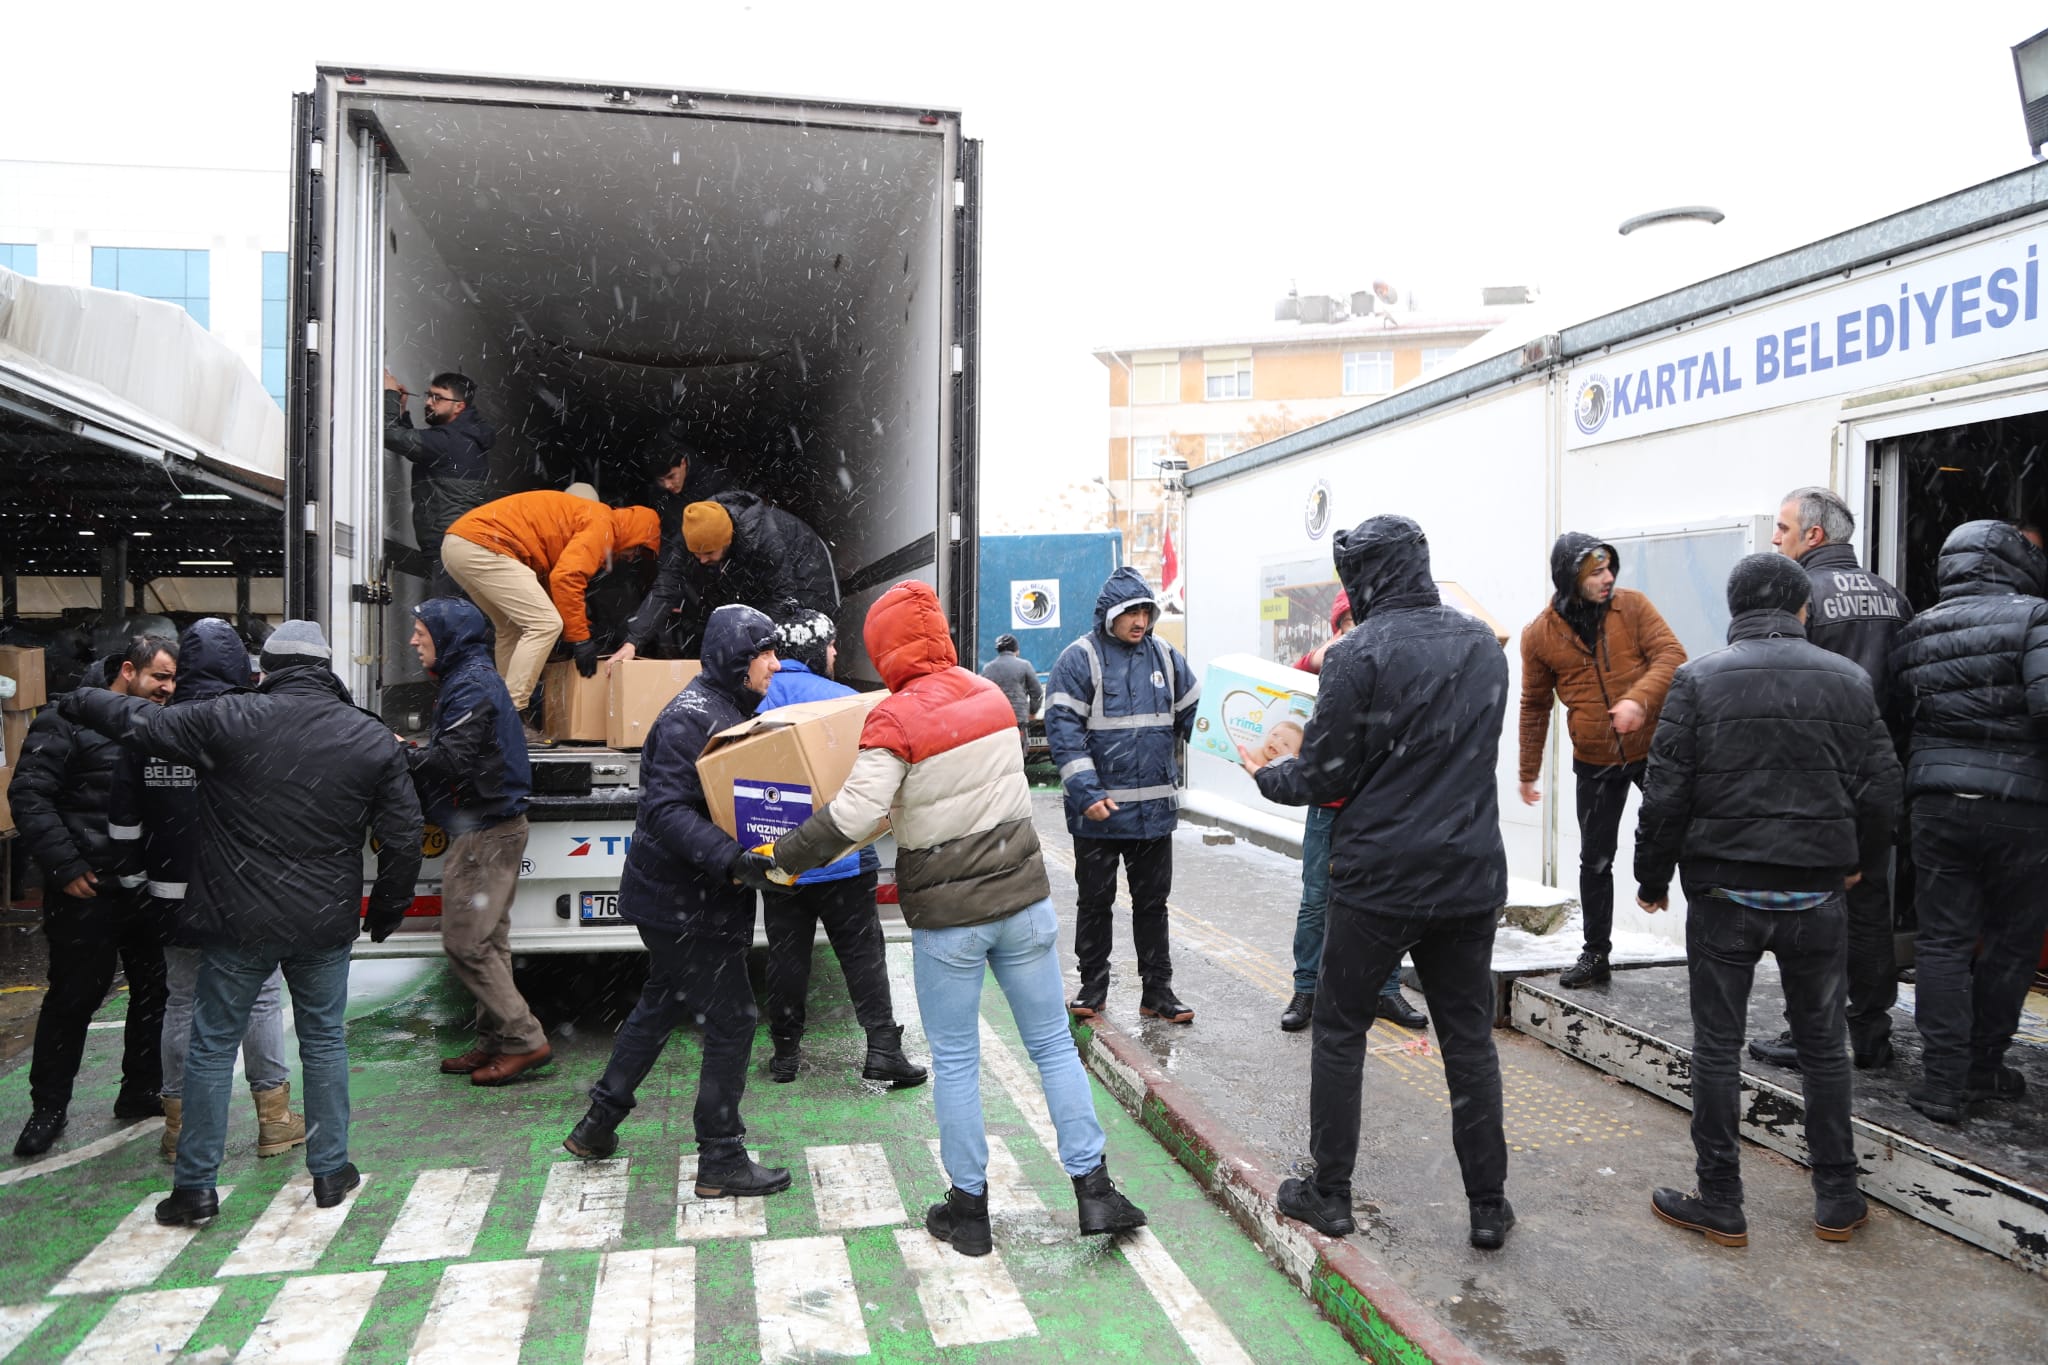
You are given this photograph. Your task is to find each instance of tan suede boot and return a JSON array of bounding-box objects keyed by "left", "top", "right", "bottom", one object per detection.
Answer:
[
  {"left": 159, "top": 1097, "right": 181, "bottom": 1163},
  {"left": 254, "top": 1083, "right": 307, "bottom": 1158}
]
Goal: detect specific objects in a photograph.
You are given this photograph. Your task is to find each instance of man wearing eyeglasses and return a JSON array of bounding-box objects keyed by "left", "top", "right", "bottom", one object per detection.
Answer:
[{"left": 384, "top": 370, "right": 498, "bottom": 582}]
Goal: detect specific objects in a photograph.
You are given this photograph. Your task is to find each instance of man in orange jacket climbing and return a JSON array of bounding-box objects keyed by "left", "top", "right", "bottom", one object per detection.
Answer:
[{"left": 442, "top": 490, "right": 662, "bottom": 728}]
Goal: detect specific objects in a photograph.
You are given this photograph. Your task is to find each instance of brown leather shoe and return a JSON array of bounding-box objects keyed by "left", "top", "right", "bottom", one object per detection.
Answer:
[
  {"left": 441, "top": 1047, "right": 497, "bottom": 1075},
  {"left": 471, "top": 1043, "right": 553, "bottom": 1087}
]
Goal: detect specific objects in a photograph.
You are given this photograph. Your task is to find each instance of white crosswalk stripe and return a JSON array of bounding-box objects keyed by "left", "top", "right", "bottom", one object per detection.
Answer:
[
  {"left": 893, "top": 1228, "right": 1038, "bottom": 1347},
  {"left": 375, "top": 1168, "right": 498, "bottom": 1264},
  {"left": 673, "top": 1150, "right": 768, "bottom": 1241},
  {"left": 62, "top": 1286, "right": 221, "bottom": 1363},
  {"left": 925, "top": 1135, "right": 1047, "bottom": 1216},
  {"left": 751, "top": 1236, "right": 867, "bottom": 1363},
  {"left": 51, "top": 1187, "right": 236, "bottom": 1296},
  {"left": 976, "top": 1017, "right": 1254, "bottom": 1365},
  {"left": 217, "top": 1174, "right": 368, "bottom": 1277},
  {"left": 805, "top": 1143, "right": 906, "bottom": 1231},
  {"left": 0, "top": 1304, "right": 57, "bottom": 1359},
  {"left": 233, "top": 1271, "right": 384, "bottom": 1363},
  {"left": 583, "top": 1248, "right": 696, "bottom": 1365},
  {"left": 410, "top": 1260, "right": 543, "bottom": 1364},
  {"left": 529, "top": 1158, "right": 630, "bottom": 1252}
]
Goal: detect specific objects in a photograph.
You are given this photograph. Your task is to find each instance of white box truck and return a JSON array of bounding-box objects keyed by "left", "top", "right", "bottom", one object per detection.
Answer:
[{"left": 287, "top": 65, "right": 979, "bottom": 953}]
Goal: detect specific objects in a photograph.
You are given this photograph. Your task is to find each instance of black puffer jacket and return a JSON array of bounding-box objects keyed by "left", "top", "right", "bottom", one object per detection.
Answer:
[
  {"left": 1797, "top": 542, "right": 1913, "bottom": 735},
  {"left": 63, "top": 664, "right": 423, "bottom": 951},
  {"left": 617, "top": 604, "right": 777, "bottom": 941},
  {"left": 1889, "top": 520, "right": 2048, "bottom": 804},
  {"left": 628, "top": 492, "right": 838, "bottom": 651},
  {"left": 384, "top": 390, "right": 497, "bottom": 549},
  {"left": 107, "top": 619, "right": 252, "bottom": 944},
  {"left": 1254, "top": 515, "right": 1510, "bottom": 918},
  {"left": 1634, "top": 609, "right": 1902, "bottom": 901},
  {"left": 8, "top": 657, "right": 126, "bottom": 888}
]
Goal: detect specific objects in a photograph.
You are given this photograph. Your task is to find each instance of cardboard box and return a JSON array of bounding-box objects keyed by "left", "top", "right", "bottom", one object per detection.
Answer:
[
  {"left": 541, "top": 662, "right": 608, "bottom": 743},
  {"left": 696, "top": 691, "right": 886, "bottom": 841},
  {"left": 1190, "top": 653, "right": 1319, "bottom": 765},
  {"left": 607, "top": 659, "right": 701, "bottom": 749},
  {"left": 0, "top": 645, "right": 46, "bottom": 712}
]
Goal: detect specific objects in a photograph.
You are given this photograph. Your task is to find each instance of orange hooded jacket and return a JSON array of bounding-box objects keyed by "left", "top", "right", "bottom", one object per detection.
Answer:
[{"left": 446, "top": 490, "right": 661, "bottom": 642}]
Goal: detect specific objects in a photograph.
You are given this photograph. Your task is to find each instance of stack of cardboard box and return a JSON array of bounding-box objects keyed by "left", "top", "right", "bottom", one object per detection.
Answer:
[{"left": 541, "top": 658, "right": 704, "bottom": 748}]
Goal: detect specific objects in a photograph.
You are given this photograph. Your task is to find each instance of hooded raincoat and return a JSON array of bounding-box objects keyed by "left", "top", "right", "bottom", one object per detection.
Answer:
[
  {"left": 1044, "top": 567, "right": 1200, "bottom": 840},
  {"left": 616, "top": 604, "right": 777, "bottom": 940},
  {"left": 406, "top": 599, "right": 531, "bottom": 835},
  {"left": 1254, "top": 515, "right": 1510, "bottom": 918}
]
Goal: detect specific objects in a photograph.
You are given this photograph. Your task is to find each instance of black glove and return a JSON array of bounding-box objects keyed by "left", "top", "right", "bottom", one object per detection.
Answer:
[
  {"left": 572, "top": 639, "right": 600, "bottom": 678},
  {"left": 365, "top": 897, "right": 408, "bottom": 943},
  {"left": 732, "top": 850, "right": 794, "bottom": 895}
]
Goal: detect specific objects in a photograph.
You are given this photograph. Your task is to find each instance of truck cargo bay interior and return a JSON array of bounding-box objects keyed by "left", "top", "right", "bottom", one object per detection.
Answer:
[{"left": 340, "top": 90, "right": 952, "bottom": 695}]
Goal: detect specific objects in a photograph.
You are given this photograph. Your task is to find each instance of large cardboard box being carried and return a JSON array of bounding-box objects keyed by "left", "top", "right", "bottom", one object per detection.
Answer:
[
  {"left": 696, "top": 691, "right": 886, "bottom": 843},
  {"left": 608, "top": 659, "right": 702, "bottom": 748},
  {"left": 0, "top": 645, "right": 46, "bottom": 712},
  {"left": 1189, "top": 653, "right": 1318, "bottom": 766}
]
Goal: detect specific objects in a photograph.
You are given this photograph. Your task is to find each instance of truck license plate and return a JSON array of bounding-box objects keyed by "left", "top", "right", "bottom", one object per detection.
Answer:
[{"left": 579, "top": 891, "right": 621, "bottom": 923}]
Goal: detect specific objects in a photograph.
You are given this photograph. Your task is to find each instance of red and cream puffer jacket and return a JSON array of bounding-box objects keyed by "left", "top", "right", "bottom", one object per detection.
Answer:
[{"left": 772, "top": 579, "right": 1051, "bottom": 930}]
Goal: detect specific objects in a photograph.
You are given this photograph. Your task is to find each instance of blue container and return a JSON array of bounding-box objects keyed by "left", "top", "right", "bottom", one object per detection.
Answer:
[{"left": 975, "top": 532, "right": 1124, "bottom": 681}]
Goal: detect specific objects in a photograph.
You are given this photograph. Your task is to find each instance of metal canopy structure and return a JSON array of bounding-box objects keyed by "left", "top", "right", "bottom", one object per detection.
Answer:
[{"left": 0, "top": 268, "right": 285, "bottom": 609}]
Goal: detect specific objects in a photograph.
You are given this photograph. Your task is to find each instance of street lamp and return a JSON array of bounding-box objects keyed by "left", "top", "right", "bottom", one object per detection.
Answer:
[
  {"left": 2014, "top": 26, "right": 2048, "bottom": 158},
  {"left": 1090, "top": 475, "right": 1120, "bottom": 529}
]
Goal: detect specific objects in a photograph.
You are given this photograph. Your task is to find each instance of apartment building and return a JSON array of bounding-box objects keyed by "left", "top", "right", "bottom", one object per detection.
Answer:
[{"left": 1093, "top": 290, "right": 1515, "bottom": 589}]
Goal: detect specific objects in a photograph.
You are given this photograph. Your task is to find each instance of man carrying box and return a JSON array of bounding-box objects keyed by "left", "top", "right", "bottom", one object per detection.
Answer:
[
  {"left": 755, "top": 609, "right": 926, "bottom": 1088},
  {"left": 1046, "top": 567, "right": 1200, "bottom": 1024},
  {"left": 561, "top": 605, "right": 795, "bottom": 1202},
  {"left": 404, "top": 599, "right": 550, "bottom": 1088}
]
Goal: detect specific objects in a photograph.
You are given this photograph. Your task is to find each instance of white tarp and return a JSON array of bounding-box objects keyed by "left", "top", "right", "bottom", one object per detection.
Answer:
[{"left": 0, "top": 266, "right": 283, "bottom": 491}]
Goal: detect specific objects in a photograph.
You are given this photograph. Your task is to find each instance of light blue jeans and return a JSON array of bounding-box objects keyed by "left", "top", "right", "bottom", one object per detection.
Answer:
[
  {"left": 176, "top": 942, "right": 352, "bottom": 1190},
  {"left": 161, "top": 946, "right": 289, "bottom": 1098},
  {"left": 912, "top": 896, "right": 1106, "bottom": 1195}
]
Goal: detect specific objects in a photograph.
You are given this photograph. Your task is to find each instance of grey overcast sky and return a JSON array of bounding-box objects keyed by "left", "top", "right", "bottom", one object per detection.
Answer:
[{"left": 5, "top": 1, "right": 2045, "bottom": 516}]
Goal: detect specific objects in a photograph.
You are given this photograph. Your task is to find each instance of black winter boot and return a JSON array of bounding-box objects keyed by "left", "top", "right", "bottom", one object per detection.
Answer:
[
  {"left": 1815, "top": 1190, "right": 1870, "bottom": 1243},
  {"left": 861, "top": 1025, "right": 929, "bottom": 1088},
  {"left": 1469, "top": 1198, "right": 1516, "bottom": 1250},
  {"left": 154, "top": 1186, "right": 220, "bottom": 1226},
  {"left": 1747, "top": 1028, "right": 1800, "bottom": 1070},
  {"left": 1068, "top": 979, "right": 1107, "bottom": 1019},
  {"left": 1651, "top": 1187, "right": 1747, "bottom": 1246},
  {"left": 1559, "top": 953, "right": 1611, "bottom": 988},
  {"left": 926, "top": 1185, "right": 992, "bottom": 1256},
  {"left": 564, "top": 1102, "right": 626, "bottom": 1159},
  {"left": 694, "top": 1154, "right": 792, "bottom": 1199},
  {"left": 1279, "top": 992, "right": 1315, "bottom": 1033},
  {"left": 769, "top": 1036, "right": 802, "bottom": 1085},
  {"left": 1072, "top": 1159, "right": 1147, "bottom": 1236},
  {"left": 13, "top": 1108, "right": 66, "bottom": 1158},
  {"left": 1965, "top": 1065, "right": 2026, "bottom": 1102},
  {"left": 1277, "top": 1177, "right": 1355, "bottom": 1236}
]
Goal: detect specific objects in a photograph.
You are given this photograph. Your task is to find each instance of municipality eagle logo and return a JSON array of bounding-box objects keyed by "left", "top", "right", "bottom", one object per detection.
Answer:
[
  {"left": 1573, "top": 373, "right": 1611, "bottom": 436},
  {"left": 1014, "top": 586, "right": 1054, "bottom": 624}
]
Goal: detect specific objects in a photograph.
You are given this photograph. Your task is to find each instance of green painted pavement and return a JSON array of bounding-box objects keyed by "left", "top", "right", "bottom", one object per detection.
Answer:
[{"left": 0, "top": 945, "right": 1361, "bottom": 1362}]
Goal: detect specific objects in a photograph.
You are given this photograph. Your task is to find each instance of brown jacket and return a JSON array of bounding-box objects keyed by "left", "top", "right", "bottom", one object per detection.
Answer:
[{"left": 1518, "top": 588, "right": 1685, "bottom": 780}]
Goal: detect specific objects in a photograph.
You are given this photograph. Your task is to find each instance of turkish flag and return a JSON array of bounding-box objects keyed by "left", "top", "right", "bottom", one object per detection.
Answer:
[{"left": 1161, "top": 527, "right": 1180, "bottom": 599}]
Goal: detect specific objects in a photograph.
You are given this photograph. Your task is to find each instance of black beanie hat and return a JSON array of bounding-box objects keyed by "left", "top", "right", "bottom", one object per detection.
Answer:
[{"left": 1726, "top": 553, "right": 1811, "bottom": 617}]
